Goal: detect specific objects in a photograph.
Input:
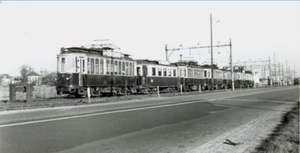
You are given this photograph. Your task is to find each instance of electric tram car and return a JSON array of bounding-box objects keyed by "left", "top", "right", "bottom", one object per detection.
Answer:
[
  {"left": 56, "top": 45, "right": 254, "bottom": 97},
  {"left": 56, "top": 45, "right": 137, "bottom": 97}
]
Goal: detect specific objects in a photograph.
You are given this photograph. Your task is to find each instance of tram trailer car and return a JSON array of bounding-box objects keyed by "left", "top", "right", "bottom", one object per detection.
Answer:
[
  {"left": 222, "top": 69, "right": 232, "bottom": 89},
  {"left": 233, "top": 70, "right": 254, "bottom": 89},
  {"left": 184, "top": 65, "right": 206, "bottom": 91},
  {"left": 135, "top": 60, "right": 211, "bottom": 92},
  {"left": 56, "top": 45, "right": 255, "bottom": 97},
  {"left": 56, "top": 46, "right": 137, "bottom": 97},
  {"left": 245, "top": 71, "right": 254, "bottom": 88},
  {"left": 135, "top": 60, "right": 179, "bottom": 93}
]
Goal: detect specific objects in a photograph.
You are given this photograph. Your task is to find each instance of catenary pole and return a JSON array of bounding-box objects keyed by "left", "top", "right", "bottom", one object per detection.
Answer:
[
  {"left": 230, "top": 39, "right": 234, "bottom": 91},
  {"left": 210, "top": 13, "right": 214, "bottom": 90}
]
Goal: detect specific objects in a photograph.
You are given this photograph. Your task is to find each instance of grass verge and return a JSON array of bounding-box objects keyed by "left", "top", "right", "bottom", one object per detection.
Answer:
[{"left": 253, "top": 101, "right": 299, "bottom": 153}]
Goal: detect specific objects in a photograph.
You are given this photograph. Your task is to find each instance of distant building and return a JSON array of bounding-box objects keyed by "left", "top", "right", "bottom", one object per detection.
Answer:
[
  {"left": 27, "top": 71, "right": 41, "bottom": 85},
  {"left": 11, "top": 76, "right": 22, "bottom": 85},
  {"left": 0, "top": 74, "right": 12, "bottom": 86}
]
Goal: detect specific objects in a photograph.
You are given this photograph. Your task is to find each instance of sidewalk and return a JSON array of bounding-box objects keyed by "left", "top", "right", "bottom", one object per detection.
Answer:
[
  {"left": 0, "top": 85, "right": 287, "bottom": 112},
  {"left": 0, "top": 89, "right": 225, "bottom": 112}
]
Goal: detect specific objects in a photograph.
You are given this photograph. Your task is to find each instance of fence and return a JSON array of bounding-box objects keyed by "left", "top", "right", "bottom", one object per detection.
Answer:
[
  {"left": 1, "top": 85, "right": 58, "bottom": 102},
  {"left": 33, "top": 85, "right": 58, "bottom": 99}
]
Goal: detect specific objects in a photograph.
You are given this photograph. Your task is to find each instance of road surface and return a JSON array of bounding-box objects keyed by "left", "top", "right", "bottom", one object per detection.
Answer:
[{"left": 0, "top": 86, "right": 298, "bottom": 153}]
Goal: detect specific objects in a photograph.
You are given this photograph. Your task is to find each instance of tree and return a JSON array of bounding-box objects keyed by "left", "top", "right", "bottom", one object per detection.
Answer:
[
  {"left": 19, "top": 64, "right": 34, "bottom": 85},
  {"left": 41, "top": 72, "right": 57, "bottom": 86}
]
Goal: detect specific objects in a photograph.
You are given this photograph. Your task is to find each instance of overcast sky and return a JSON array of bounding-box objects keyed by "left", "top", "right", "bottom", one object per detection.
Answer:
[{"left": 0, "top": 1, "right": 299, "bottom": 76}]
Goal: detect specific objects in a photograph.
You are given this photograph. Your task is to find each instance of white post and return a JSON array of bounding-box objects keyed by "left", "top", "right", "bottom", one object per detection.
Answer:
[
  {"left": 87, "top": 87, "right": 91, "bottom": 103},
  {"left": 199, "top": 84, "right": 201, "bottom": 93},
  {"left": 157, "top": 86, "right": 160, "bottom": 97},
  {"left": 125, "top": 80, "right": 128, "bottom": 100},
  {"left": 180, "top": 85, "right": 182, "bottom": 95}
]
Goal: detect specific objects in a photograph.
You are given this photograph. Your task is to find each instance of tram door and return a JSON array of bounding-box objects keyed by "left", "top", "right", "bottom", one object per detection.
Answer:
[
  {"left": 76, "top": 57, "right": 85, "bottom": 86},
  {"left": 142, "top": 65, "right": 148, "bottom": 86}
]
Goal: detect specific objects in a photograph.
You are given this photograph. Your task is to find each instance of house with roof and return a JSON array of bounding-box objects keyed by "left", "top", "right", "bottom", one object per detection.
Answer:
[
  {"left": 0, "top": 74, "right": 12, "bottom": 86},
  {"left": 27, "top": 71, "right": 41, "bottom": 85},
  {"left": 11, "top": 76, "right": 22, "bottom": 85}
]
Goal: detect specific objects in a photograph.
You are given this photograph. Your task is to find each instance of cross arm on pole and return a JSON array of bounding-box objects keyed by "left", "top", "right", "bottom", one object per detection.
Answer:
[{"left": 165, "top": 43, "right": 231, "bottom": 62}]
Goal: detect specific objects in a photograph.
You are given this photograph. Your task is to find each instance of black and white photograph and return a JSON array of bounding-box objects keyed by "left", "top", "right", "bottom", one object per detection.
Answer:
[{"left": 0, "top": 1, "right": 299, "bottom": 153}]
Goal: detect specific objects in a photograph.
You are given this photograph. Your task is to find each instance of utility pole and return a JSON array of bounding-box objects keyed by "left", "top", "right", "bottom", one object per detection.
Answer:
[
  {"left": 210, "top": 13, "right": 214, "bottom": 90},
  {"left": 288, "top": 65, "right": 290, "bottom": 82},
  {"left": 263, "top": 66, "right": 266, "bottom": 81},
  {"left": 230, "top": 39, "right": 234, "bottom": 91},
  {"left": 269, "top": 56, "right": 272, "bottom": 86},
  {"left": 278, "top": 62, "right": 281, "bottom": 85},
  {"left": 294, "top": 65, "right": 296, "bottom": 82},
  {"left": 273, "top": 52, "right": 276, "bottom": 85},
  {"left": 165, "top": 15, "right": 232, "bottom": 90},
  {"left": 286, "top": 60, "right": 288, "bottom": 84},
  {"left": 281, "top": 63, "right": 284, "bottom": 85}
]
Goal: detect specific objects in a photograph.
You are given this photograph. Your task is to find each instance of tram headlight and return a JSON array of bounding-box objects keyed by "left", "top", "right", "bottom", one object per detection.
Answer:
[{"left": 66, "top": 76, "right": 72, "bottom": 80}]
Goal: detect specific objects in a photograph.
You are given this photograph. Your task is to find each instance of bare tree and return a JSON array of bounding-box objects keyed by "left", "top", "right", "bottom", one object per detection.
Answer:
[
  {"left": 41, "top": 72, "right": 57, "bottom": 86},
  {"left": 19, "top": 64, "right": 34, "bottom": 85}
]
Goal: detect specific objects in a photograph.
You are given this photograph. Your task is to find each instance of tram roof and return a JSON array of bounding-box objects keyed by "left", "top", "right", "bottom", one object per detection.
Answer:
[{"left": 60, "top": 46, "right": 132, "bottom": 59}]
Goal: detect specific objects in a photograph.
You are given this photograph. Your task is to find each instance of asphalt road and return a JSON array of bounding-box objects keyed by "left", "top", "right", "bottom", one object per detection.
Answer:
[{"left": 0, "top": 86, "right": 299, "bottom": 153}]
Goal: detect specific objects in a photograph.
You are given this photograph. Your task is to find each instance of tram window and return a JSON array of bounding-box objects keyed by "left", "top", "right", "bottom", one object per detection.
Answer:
[
  {"left": 132, "top": 63, "right": 134, "bottom": 76},
  {"left": 129, "top": 63, "right": 132, "bottom": 76},
  {"left": 152, "top": 67, "right": 156, "bottom": 76},
  {"left": 111, "top": 60, "right": 113, "bottom": 75},
  {"left": 100, "top": 59, "right": 103, "bottom": 74},
  {"left": 194, "top": 69, "right": 198, "bottom": 78},
  {"left": 95, "top": 59, "right": 99, "bottom": 74},
  {"left": 204, "top": 71, "right": 207, "bottom": 77},
  {"left": 173, "top": 69, "right": 176, "bottom": 77},
  {"left": 188, "top": 69, "right": 192, "bottom": 78},
  {"left": 208, "top": 71, "right": 210, "bottom": 77},
  {"left": 118, "top": 61, "right": 121, "bottom": 75},
  {"left": 168, "top": 69, "right": 171, "bottom": 77},
  {"left": 183, "top": 69, "right": 186, "bottom": 77},
  {"left": 115, "top": 61, "right": 118, "bottom": 75},
  {"left": 75, "top": 57, "right": 78, "bottom": 72},
  {"left": 87, "top": 58, "right": 90, "bottom": 74},
  {"left": 106, "top": 59, "right": 110, "bottom": 74},
  {"left": 82, "top": 59, "right": 85, "bottom": 73},
  {"left": 126, "top": 62, "right": 129, "bottom": 76},
  {"left": 61, "top": 57, "right": 65, "bottom": 72},
  {"left": 131, "top": 63, "right": 134, "bottom": 76},
  {"left": 158, "top": 68, "right": 162, "bottom": 76},
  {"left": 137, "top": 67, "right": 141, "bottom": 76},
  {"left": 163, "top": 68, "right": 167, "bottom": 76},
  {"left": 91, "top": 58, "right": 94, "bottom": 74},
  {"left": 132, "top": 63, "right": 135, "bottom": 76},
  {"left": 122, "top": 61, "right": 125, "bottom": 75}
]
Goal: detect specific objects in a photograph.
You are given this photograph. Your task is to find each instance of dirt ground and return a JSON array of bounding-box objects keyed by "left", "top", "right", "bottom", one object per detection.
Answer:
[
  {"left": 253, "top": 102, "right": 299, "bottom": 153},
  {"left": 189, "top": 102, "right": 297, "bottom": 153}
]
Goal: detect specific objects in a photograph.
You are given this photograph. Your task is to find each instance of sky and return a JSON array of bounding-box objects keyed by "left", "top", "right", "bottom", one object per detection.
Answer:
[{"left": 0, "top": 1, "right": 299, "bottom": 76}]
